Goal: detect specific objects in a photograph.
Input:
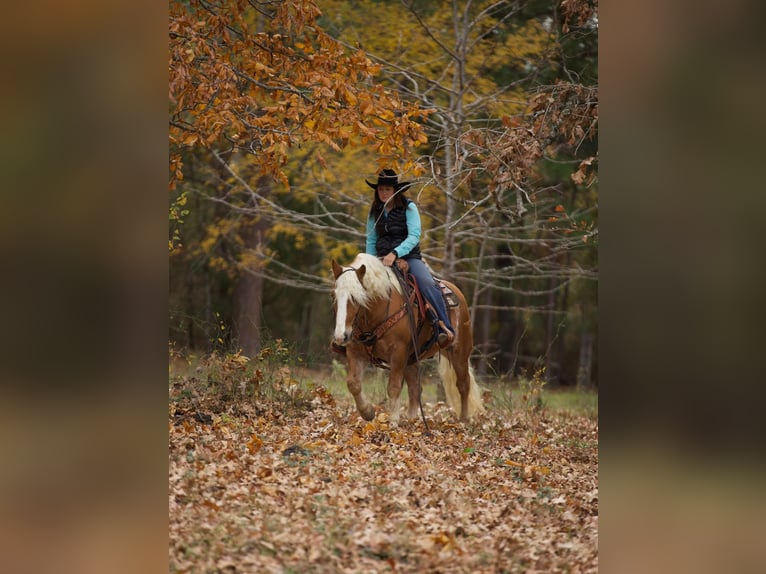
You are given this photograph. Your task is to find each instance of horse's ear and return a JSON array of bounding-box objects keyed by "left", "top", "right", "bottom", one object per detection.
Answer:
[
  {"left": 356, "top": 265, "right": 366, "bottom": 284},
  {"left": 331, "top": 260, "right": 343, "bottom": 279}
]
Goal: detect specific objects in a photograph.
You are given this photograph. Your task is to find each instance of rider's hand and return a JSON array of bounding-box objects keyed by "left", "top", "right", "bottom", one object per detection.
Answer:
[{"left": 382, "top": 252, "right": 397, "bottom": 267}]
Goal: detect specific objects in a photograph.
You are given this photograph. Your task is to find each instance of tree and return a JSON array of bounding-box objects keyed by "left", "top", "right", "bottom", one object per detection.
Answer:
[
  {"left": 168, "top": 1, "right": 599, "bottom": 387},
  {"left": 169, "top": 0, "right": 430, "bottom": 353},
  {"left": 320, "top": 0, "right": 598, "bottom": 382}
]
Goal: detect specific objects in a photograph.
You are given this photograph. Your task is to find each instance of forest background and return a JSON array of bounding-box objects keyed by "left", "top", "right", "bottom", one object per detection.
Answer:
[{"left": 169, "top": 0, "right": 598, "bottom": 388}]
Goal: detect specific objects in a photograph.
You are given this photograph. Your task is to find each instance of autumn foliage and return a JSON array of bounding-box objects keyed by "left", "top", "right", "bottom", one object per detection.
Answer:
[
  {"left": 480, "top": 81, "right": 598, "bottom": 208},
  {"left": 169, "top": 0, "right": 599, "bottom": 389},
  {"left": 169, "top": 351, "right": 598, "bottom": 572},
  {"left": 169, "top": 0, "right": 430, "bottom": 190}
]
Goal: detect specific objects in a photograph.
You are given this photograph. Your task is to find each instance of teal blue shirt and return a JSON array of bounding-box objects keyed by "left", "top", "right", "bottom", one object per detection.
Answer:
[{"left": 366, "top": 202, "right": 422, "bottom": 257}]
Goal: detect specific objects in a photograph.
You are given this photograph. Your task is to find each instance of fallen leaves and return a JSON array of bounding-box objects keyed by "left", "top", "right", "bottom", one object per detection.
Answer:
[
  {"left": 169, "top": 385, "right": 598, "bottom": 573},
  {"left": 246, "top": 434, "right": 263, "bottom": 454}
]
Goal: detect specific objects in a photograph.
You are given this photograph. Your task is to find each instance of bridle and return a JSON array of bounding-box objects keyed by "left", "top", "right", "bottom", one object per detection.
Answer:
[
  {"left": 335, "top": 267, "right": 364, "bottom": 335},
  {"left": 337, "top": 267, "right": 357, "bottom": 277},
  {"left": 335, "top": 266, "right": 401, "bottom": 354},
  {"left": 335, "top": 262, "right": 432, "bottom": 431}
]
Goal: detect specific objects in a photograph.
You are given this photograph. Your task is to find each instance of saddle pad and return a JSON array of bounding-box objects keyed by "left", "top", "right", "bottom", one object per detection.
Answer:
[{"left": 437, "top": 279, "right": 460, "bottom": 307}]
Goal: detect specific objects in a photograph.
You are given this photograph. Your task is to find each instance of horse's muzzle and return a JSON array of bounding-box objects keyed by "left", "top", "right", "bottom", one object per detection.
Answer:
[{"left": 333, "top": 330, "right": 351, "bottom": 345}]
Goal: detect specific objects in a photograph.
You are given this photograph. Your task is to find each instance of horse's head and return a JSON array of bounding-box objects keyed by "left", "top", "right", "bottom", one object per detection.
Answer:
[{"left": 332, "top": 259, "right": 367, "bottom": 345}]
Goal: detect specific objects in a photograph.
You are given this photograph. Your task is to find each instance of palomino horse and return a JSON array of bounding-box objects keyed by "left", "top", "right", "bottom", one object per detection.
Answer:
[{"left": 331, "top": 253, "right": 484, "bottom": 423}]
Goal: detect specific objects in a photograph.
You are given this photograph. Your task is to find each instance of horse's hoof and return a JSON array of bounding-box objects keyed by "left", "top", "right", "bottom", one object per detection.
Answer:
[{"left": 360, "top": 406, "right": 375, "bottom": 421}]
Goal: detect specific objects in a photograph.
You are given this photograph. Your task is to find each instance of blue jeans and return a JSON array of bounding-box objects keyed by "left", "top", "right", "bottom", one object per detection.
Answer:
[{"left": 404, "top": 257, "right": 453, "bottom": 333}]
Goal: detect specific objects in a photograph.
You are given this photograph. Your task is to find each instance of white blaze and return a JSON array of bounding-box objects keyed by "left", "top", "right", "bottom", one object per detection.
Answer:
[{"left": 333, "top": 291, "right": 349, "bottom": 343}]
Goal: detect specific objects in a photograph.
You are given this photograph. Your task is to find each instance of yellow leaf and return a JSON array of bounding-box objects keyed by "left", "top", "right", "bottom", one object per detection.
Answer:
[
  {"left": 247, "top": 434, "right": 263, "bottom": 454},
  {"left": 253, "top": 61, "right": 274, "bottom": 74},
  {"left": 181, "top": 133, "right": 199, "bottom": 146},
  {"left": 362, "top": 422, "right": 377, "bottom": 434}
]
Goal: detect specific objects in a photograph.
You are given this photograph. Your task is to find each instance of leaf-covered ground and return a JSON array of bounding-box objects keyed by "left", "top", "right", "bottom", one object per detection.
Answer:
[{"left": 169, "top": 369, "right": 598, "bottom": 573}]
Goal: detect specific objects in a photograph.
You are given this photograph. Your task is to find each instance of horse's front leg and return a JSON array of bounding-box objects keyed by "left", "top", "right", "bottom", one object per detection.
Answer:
[
  {"left": 403, "top": 364, "right": 422, "bottom": 421},
  {"left": 386, "top": 362, "right": 406, "bottom": 425},
  {"left": 346, "top": 351, "right": 375, "bottom": 421}
]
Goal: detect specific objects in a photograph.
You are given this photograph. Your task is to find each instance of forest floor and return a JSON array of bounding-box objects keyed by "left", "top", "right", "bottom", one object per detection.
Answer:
[{"left": 169, "top": 351, "right": 598, "bottom": 573}]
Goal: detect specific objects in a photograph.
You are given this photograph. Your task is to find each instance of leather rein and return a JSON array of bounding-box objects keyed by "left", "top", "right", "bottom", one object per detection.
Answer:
[{"left": 339, "top": 266, "right": 421, "bottom": 368}]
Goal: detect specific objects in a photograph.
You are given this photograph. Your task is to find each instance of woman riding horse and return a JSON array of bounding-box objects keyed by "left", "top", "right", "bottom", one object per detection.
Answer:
[
  {"left": 331, "top": 252, "right": 485, "bottom": 422},
  {"left": 333, "top": 169, "right": 454, "bottom": 354}
]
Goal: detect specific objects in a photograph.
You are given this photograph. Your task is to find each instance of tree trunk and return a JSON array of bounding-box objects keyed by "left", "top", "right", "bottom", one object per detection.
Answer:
[
  {"left": 577, "top": 331, "right": 594, "bottom": 390},
  {"left": 475, "top": 288, "right": 492, "bottom": 377},
  {"left": 297, "top": 299, "right": 312, "bottom": 355},
  {"left": 233, "top": 224, "right": 265, "bottom": 357},
  {"left": 232, "top": 172, "right": 272, "bottom": 356},
  {"left": 496, "top": 244, "right": 516, "bottom": 375},
  {"left": 544, "top": 275, "right": 557, "bottom": 384},
  {"left": 555, "top": 252, "right": 572, "bottom": 385}
]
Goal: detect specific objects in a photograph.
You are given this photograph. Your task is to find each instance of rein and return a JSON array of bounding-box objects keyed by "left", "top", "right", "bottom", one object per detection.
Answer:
[
  {"left": 354, "top": 303, "right": 407, "bottom": 348},
  {"left": 336, "top": 260, "right": 434, "bottom": 431},
  {"left": 391, "top": 264, "right": 431, "bottom": 433},
  {"left": 337, "top": 265, "right": 406, "bottom": 351}
]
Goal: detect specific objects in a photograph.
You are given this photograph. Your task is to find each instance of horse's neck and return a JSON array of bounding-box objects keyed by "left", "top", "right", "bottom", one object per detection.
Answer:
[{"left": 360, "top": 288, "right": 402, "bottom": 326}]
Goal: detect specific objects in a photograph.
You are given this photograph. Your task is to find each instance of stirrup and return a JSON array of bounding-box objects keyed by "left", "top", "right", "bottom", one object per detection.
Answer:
[{"left": 437, "top": 322, "right": 454, "bottom": 348}]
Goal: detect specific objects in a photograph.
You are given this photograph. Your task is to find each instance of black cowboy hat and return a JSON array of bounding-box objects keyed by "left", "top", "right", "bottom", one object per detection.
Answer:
[{"left": 365, "top": 168, "right": 412, "bottom": 192}]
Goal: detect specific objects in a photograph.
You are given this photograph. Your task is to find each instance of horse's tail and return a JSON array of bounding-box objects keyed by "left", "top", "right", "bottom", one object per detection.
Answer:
[{"left": 438, "top": 355, "right": 485, "bottom": 419}]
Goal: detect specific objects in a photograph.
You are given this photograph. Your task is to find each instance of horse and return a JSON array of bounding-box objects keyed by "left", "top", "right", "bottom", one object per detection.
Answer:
[{"left": 331, "top": 253, "right": 484, "bottom": 423}]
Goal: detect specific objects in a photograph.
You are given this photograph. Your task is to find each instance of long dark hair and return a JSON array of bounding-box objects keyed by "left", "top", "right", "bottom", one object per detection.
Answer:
[{"left": 369, "top": 186, "right": 409, "bottom": 218}]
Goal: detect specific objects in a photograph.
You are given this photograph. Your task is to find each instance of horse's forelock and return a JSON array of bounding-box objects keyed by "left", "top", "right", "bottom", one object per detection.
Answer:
[
  {"left": 334, "top": 254, "right": 400, "bottom": 308},
  {"left": 334, "top": 268, "right": 370, "bottom": 307}
]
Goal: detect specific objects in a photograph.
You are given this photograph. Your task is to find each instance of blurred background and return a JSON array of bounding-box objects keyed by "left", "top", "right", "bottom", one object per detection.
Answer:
[
  {"left": 168, "top": 0, "right": 599, "bottom": 392},
  {"left": 0, "top": 0, "right": 764, "bottom": 572}
]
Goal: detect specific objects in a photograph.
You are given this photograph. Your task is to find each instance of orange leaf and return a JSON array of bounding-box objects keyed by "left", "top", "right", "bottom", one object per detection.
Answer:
[
  {"left": 181, "top": 133, "right": 199, "bottom": 146},
  {"left": 247, "top": 434, "right": 263, "bottom": 454}
]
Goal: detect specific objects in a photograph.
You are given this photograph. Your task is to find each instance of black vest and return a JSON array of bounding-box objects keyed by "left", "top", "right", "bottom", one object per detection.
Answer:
[{"left": 372, "top": 200, "right": 422, "bottom": 259}]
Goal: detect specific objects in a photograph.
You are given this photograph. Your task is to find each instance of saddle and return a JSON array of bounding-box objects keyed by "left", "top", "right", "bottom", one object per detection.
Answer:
[
  {"left": 436, "top": 278, "right": 460, "bottom": 308},
  {"left": 395, "top": 259, "right": 458, "bottom": 313},
  {"left": 392, "top": 260, "right": 457, "bottom": 363},
  {"left": 345, "top": 262, "right": 456, "bottom": 368}
]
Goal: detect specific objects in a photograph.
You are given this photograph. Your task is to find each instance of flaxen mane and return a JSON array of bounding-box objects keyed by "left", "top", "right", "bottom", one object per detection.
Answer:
[
  {"left": 332, "top": 252, "right": 484, "bottom": 423},
  {"left": 334, "top": 253, "right": 402, "bottom": 308}
]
